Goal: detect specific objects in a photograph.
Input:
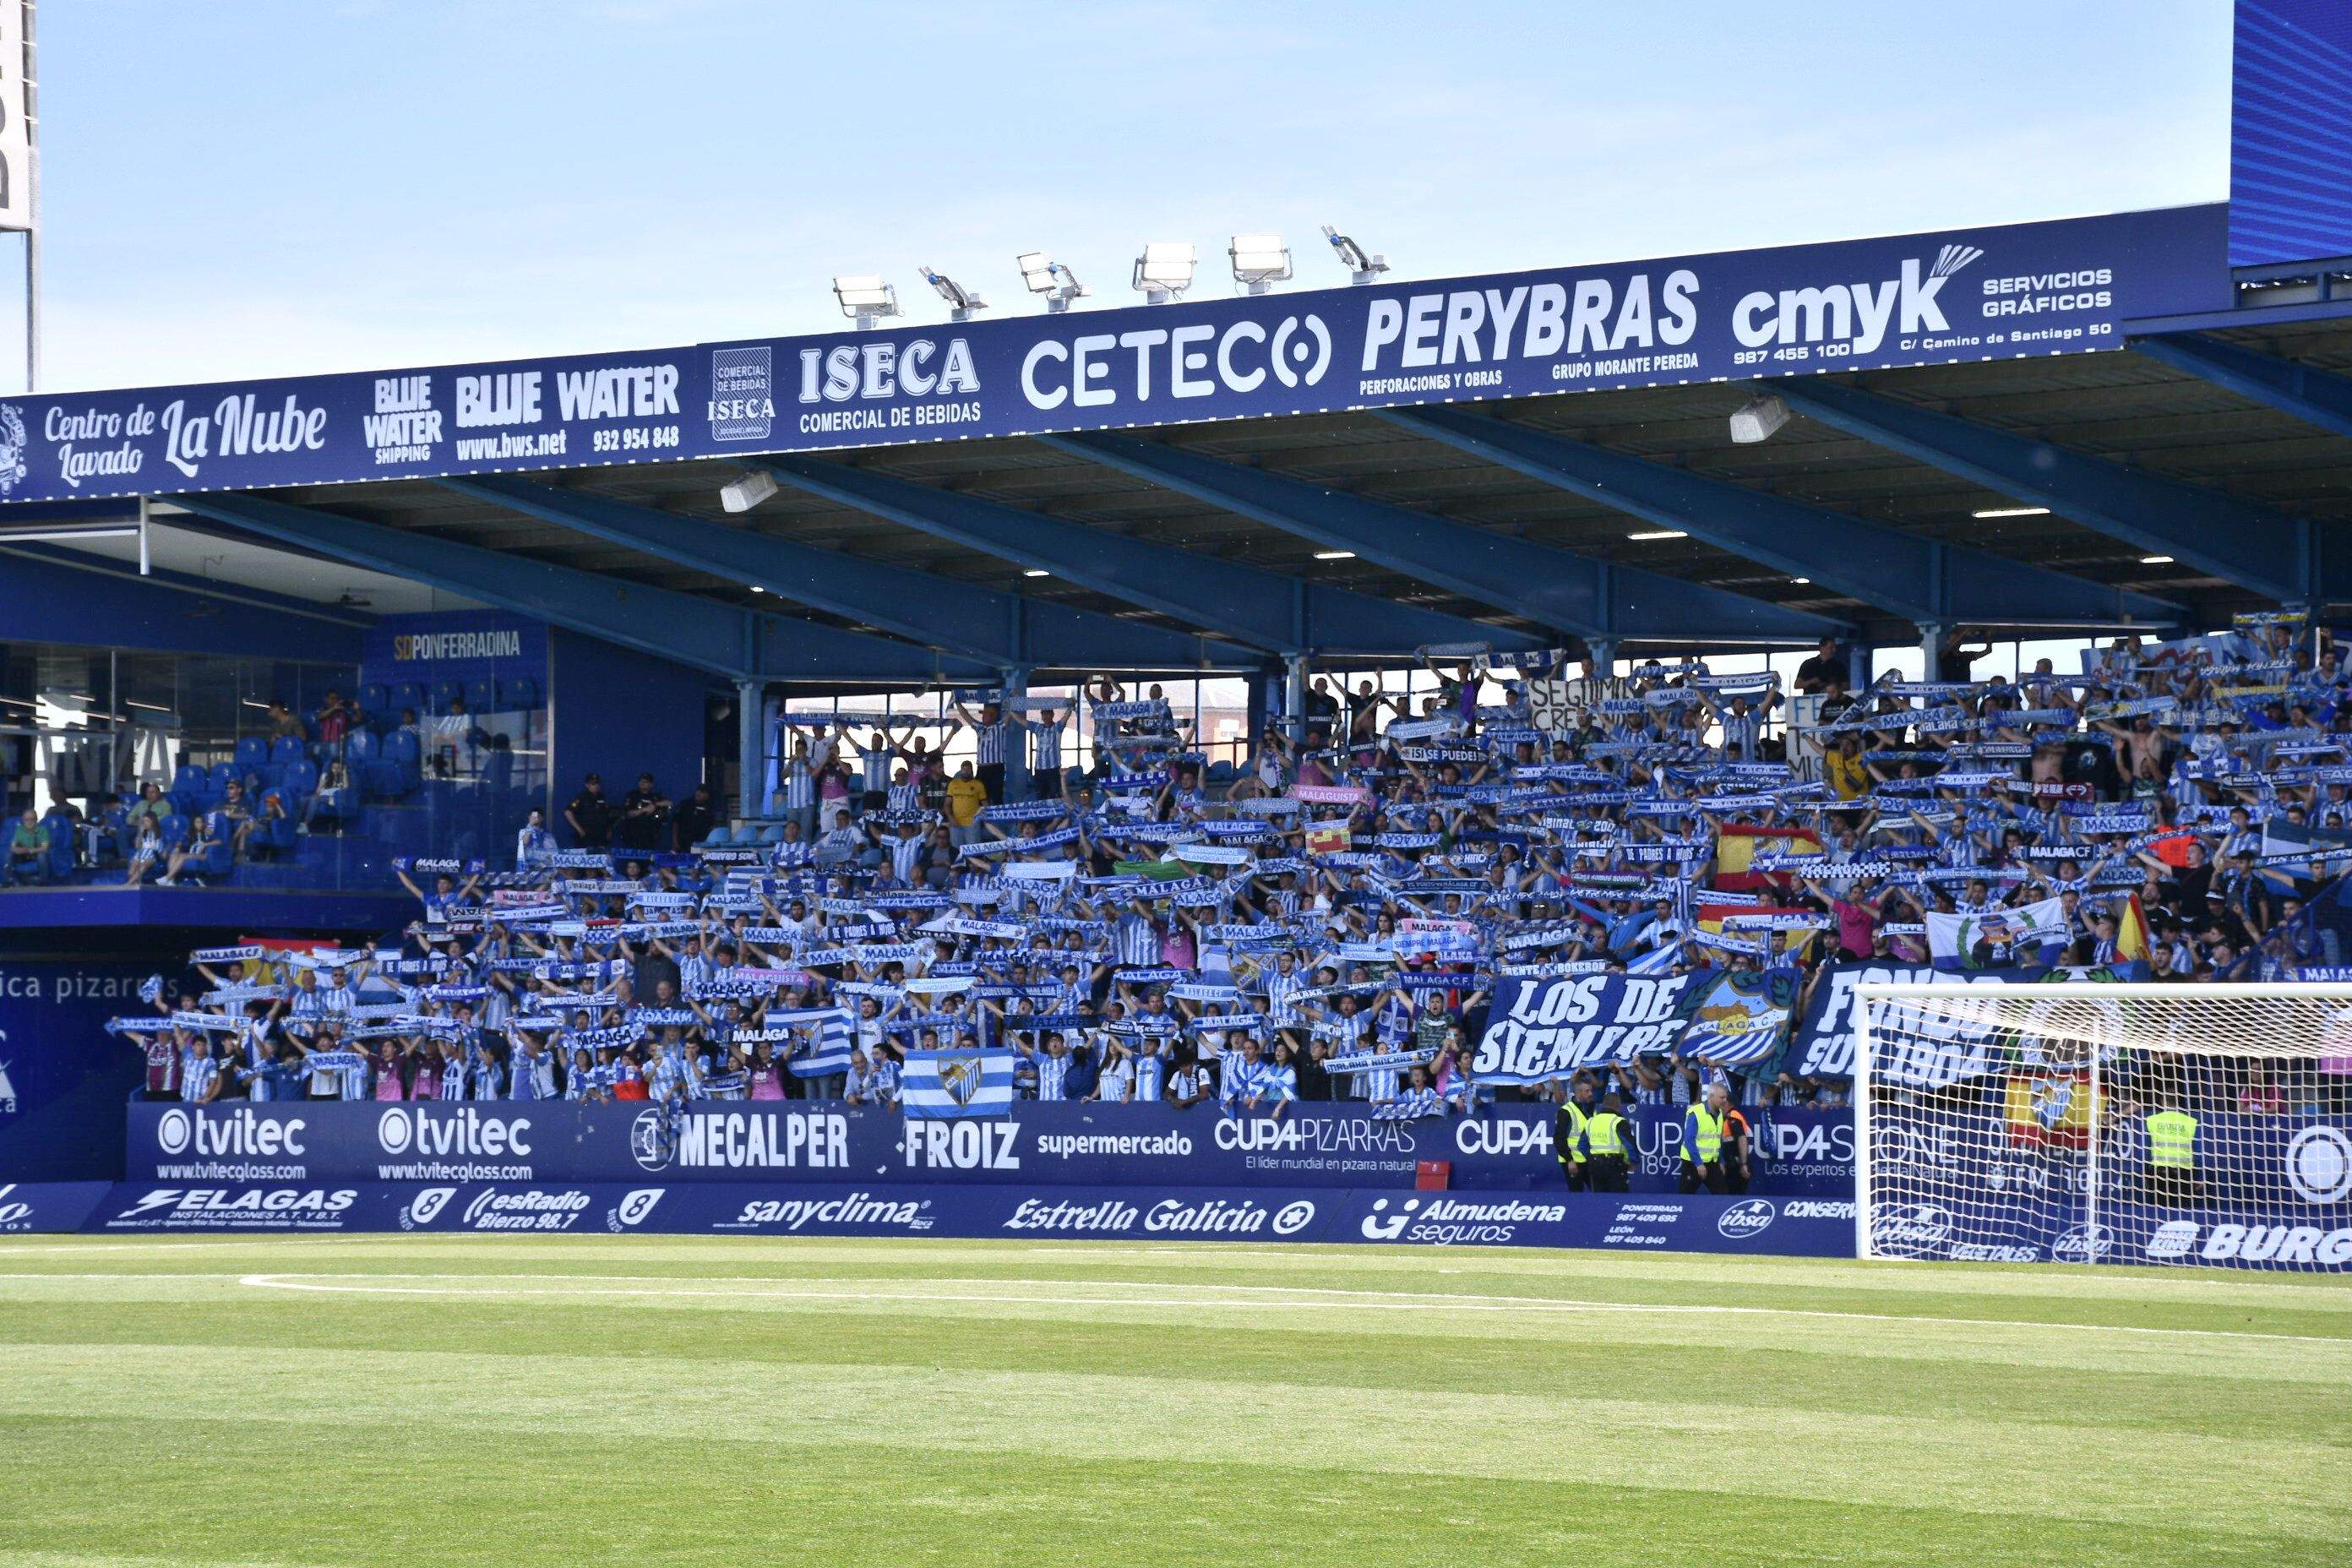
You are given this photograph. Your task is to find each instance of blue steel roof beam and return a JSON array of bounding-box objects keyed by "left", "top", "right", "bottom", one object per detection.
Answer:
[
  {"left": 170, "top": 491, "right": 988, "bottom": 684},
  {"left": 1380, "top": 406, "right": 2177, "bottom": 631},
  {"left": 1768, "top": 379, "right": 2317, "bottom": 606},
  {"left": 1041, "top": 430, "right": 1843, "bottom": 645},
  {"left": 2131, "top": 333, "right": 2352, "bottom": 444},
  {"left": 758, "top": 455, "right": 1546, "bottom": 658},
  {"left": 437, "top": 474, "right": 1255, "bottom": 673}
]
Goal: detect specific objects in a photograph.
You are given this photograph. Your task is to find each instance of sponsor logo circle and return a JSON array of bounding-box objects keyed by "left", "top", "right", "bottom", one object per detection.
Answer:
[
  {"left": 629, "top": 1108, "right": 672, "bottom": 1172},
  {"left": 1716, "top": 1198, "right": 1777, "bottom": 1239},
  {"left": 376, "top": 1108, "right": 413, "bottom": 1154},
  {"left": 1271, "top": 1200, "right": 1315, "bottom": 1235},
  {"left": 2287, "top": 1125, "right": 2352, "bottom": 1205},
  {"left": 155, "top": 1108, "right": 191, "bottom": 1154}
]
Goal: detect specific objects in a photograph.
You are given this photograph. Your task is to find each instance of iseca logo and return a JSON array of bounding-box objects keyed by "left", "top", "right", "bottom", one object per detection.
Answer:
[
  {"left": 1716, "top": 1198, "right": 1778, "bottom": 1240},
  {"left": 1734, "top": 243, "right": 1981, "bottom": 355}
]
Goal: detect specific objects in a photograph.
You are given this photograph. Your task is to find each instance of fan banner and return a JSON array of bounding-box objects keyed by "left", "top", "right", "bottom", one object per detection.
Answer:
[{"left": 1784, "top": 959, "right": 2148, "bottom": 1080}]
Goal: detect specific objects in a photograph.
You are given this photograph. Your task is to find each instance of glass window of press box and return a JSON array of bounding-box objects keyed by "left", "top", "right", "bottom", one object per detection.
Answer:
[{"left": 0, "top": 643, "right": 551, "bottom": 890}]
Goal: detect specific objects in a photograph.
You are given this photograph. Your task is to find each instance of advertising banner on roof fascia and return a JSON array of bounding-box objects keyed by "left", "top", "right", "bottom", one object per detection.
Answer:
[{"left": 0, "top": 204, "right": 2228, "bottom": 507}]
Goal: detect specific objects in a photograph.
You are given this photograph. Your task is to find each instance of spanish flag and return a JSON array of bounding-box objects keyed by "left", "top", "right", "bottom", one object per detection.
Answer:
[
  {"left": 2115, "top": 893, "right": 2151, "bottom": 965},
  {"left": 1712, "top": 824, "right": 1824, "bottom": 892},
  {"left": 1694, "top": 904, "right": 1820, "bottom": 963},
  {"left": 2006, "top": 1072, "right": 2098, "bottom": 1149},
  {"left": 1303, "top": 824, "right": 1352, "bottom": 856}
]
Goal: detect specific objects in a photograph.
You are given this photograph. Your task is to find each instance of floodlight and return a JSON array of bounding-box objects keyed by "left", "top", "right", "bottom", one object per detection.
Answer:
[
  {"left": 830, "top": 274, "right": 901, "bottom": 329},
  {"left": 1728, "top": 394, "right": 1789, "bottom": 445},
  {"left": 919, "top": 265, "right": 988, "bottom": 322},
  {"left": 720, "top": 471, "right": 779, "bottom": 514},
  {"left": 1229, "top": 233, "right": 1291, "bottom": 294},
  {"left": 1320, "top": 224, "right": 1388, "bottom": 286},
  {"left": 1131, "top": 241, "right": 1196, "bottom": 303},
  {"left": 1015, "top": 251, "right": 1090, "bottom": 313}
]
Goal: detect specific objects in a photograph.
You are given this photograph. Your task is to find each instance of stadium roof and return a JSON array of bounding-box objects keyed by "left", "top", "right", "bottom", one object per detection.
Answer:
[{"left": 12, "top": 200, "right": 2352, "bottom": 681}]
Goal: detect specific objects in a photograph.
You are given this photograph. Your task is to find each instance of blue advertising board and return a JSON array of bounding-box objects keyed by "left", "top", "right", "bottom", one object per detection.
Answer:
[
  {"left": 0, "top": 205, "right": 2226, "bottom": 507},
  {"left": 2230, "top": 0, "right": 2352, "bottom": 267},
  {"left": 68, "top": 1177, "right": 1854, "bottom": 1255},
  {"left": 0, "top": 959, "right": 157, "bottom": 1180},
  {"left": 123, "top": 1099, "right": 1854, "bottom": 1196}
]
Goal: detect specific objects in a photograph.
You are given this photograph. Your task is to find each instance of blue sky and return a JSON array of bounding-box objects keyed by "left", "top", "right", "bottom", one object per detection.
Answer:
[{"left": 29, "top": 0, "right": 2233, "bottom": 391}]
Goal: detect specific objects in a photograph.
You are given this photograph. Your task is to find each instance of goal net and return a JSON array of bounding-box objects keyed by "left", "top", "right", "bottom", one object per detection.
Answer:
[{"left": 1854, "top": 983, "right": 2352, "bottom": 1270}]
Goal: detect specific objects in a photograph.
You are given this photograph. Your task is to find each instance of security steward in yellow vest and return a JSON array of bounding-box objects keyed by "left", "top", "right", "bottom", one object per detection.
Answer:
[
  {"left": 1554, "top": 1077, "right": 1598, "bottom": 1191},
  {"left": 2145, "top": 1104, "right": 2199, "bottom": 1206},
  {"left": 1681, "top": 1083, "right": 1741, "bottom": 1195},
  {"left": 1583, "top": 1091, "right": 1632, "bottom": 1192}
]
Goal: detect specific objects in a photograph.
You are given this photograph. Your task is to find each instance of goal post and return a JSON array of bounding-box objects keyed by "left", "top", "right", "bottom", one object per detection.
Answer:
[{"left": 1853, "top": 982, "right": 2352, "bottom": 1270}]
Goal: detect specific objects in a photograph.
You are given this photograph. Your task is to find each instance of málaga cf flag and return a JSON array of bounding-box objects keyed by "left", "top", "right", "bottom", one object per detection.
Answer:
[
  {"left": 902, "top": 1049, "right": 1017, "bottom": 1119},
  {"left": 1925, "top": 896, "right": 2070, "bottom": 970}
]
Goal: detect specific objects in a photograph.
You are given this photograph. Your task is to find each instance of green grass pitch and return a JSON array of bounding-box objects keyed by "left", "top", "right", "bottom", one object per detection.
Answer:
[{"left": 0, "top": 1235, "right": 2344, "bottom": 1567}]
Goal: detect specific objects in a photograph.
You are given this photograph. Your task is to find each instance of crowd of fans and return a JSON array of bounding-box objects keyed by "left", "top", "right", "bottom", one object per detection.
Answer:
[{"left": 113, "top": 618, "right": 2352, "bottom": 1122}]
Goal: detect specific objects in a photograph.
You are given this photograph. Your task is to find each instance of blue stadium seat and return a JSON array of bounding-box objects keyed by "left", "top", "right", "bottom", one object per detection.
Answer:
[
  {"left": 378, "top": 729, "right": 422, "bottom": 798},
  {"left": 464, "top": 677, "right": 496, "bottom": 713},
  {"left": 257, "top": 808, "right": 299, "bottom": 855},
  {"left": 498, "top": 675, "right": 540, "bottom": 710},
  {"left": 41, "top": 813, "right": 74, "bottom": 879},
  {"left": 699, "top": 824, "right": 733, "bottom": 848},
  {"left": 184, "top": 821, "right": 236, "bottom": 880},
  {"left": 309, "top": 771, "right": 357, "bottom": 831},
  {"left": 757, "top": 823, "right": 786, "bottom": 845},
  {"left": 169, "top": 763, "right": 209, "bottom": 815},
  {"left": 158, "top": 813, "right": 191, "bottom": 850},
  {"left": 358, "top": 682, "right": 389, "bottom": 720},
  {"left": 270, "top": 733, "right": 306, "bottom": 768},
  {"left": 234, "top": 735, "right": 268, "bottom": 775},
  {"left": 206, "top": 762, "right": 238, "bottom": 806},
  {"left": 388, "top": 681, "right": 424, "bottom": 716},
  {"left": 429, "top": 678, "right": 463, "bottom": 713},
  {"left": 338, "top": 732, "right": 378, "bottom": 798}
]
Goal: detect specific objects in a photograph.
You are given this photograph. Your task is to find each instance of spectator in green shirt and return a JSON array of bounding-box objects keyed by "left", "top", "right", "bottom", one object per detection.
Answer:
[{"left": 8, "top": 809, "right": 50, "bottom": 883}]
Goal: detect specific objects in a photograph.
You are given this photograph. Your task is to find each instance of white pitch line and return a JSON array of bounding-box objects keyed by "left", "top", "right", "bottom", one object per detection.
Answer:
[
  {"left": 0, "top": 1237, "right": 356, "bottom": 1255},
  {"left": 231, "top": 1271, "right": 2352, "bottom": 1345}
]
